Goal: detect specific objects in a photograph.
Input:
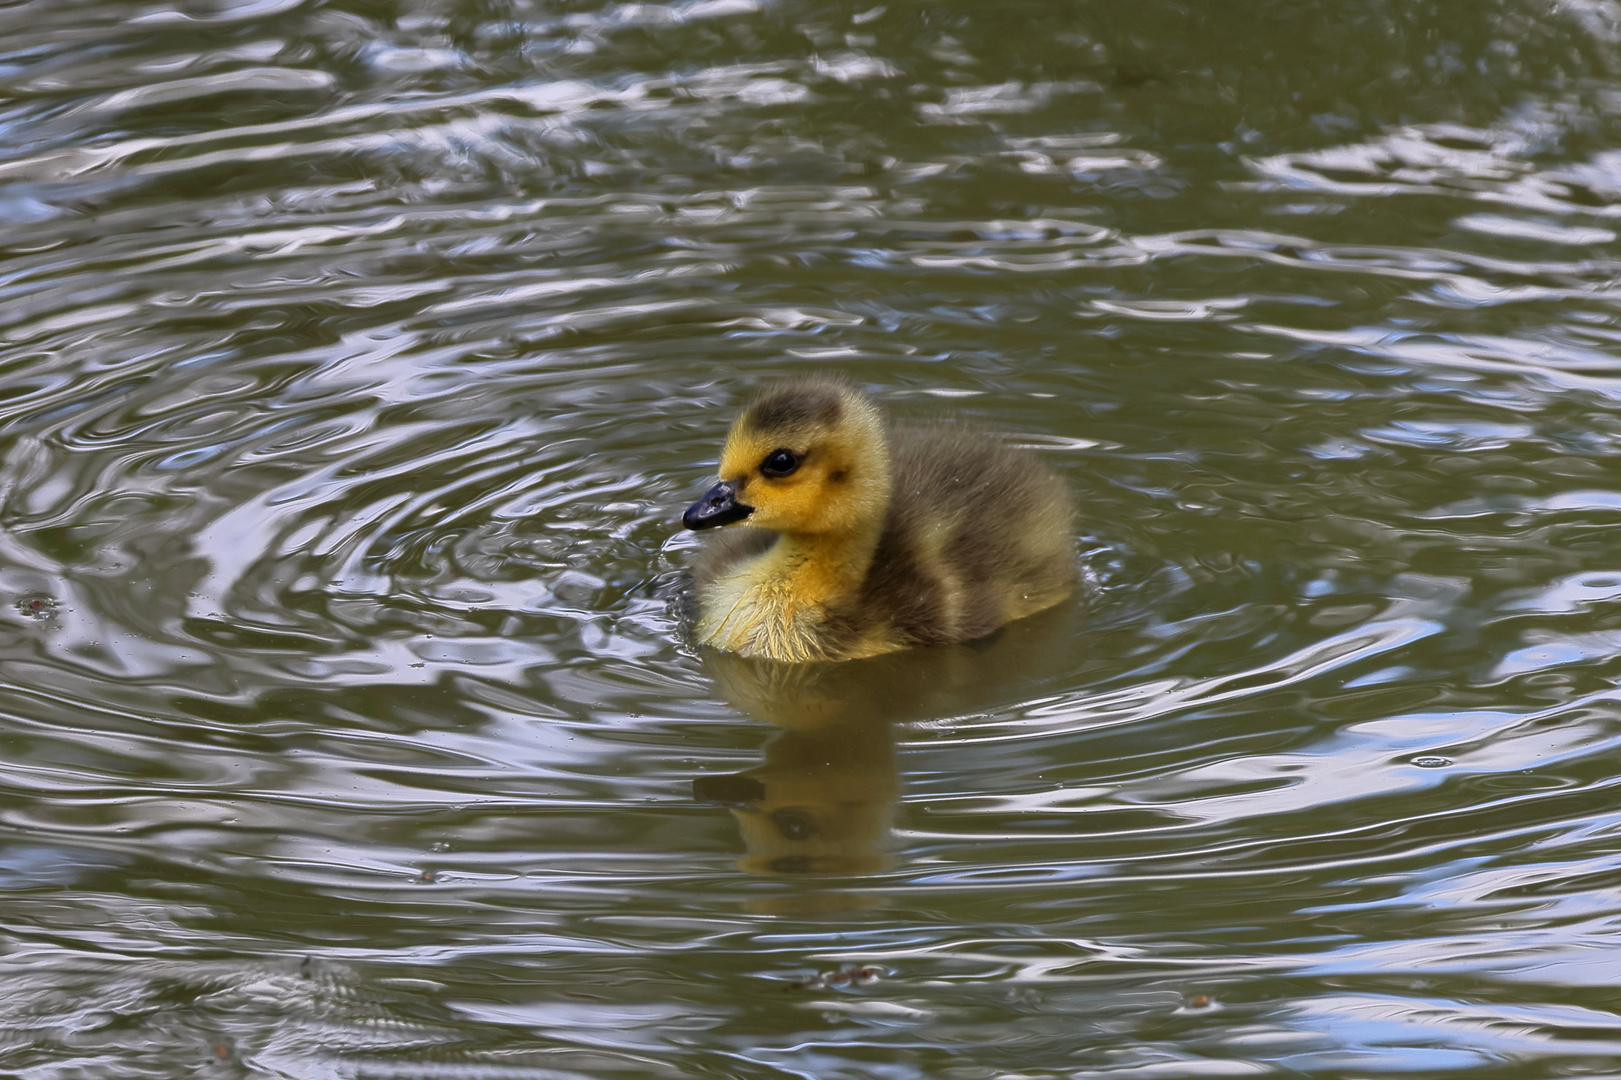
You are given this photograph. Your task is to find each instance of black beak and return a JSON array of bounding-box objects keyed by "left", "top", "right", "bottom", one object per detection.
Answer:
[{"left": 684, "top": 480, "right": 754, "bottom": 530}]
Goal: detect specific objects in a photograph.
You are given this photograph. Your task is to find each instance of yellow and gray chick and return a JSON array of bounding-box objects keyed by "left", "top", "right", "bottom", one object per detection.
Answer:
[{"left": 683, "top": 376, "right": 1075, "bottom": 662}]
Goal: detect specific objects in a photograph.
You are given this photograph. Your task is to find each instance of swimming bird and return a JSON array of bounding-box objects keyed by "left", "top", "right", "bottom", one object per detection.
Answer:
[{"left": 682, "top": 375, "right": 1076, "bottom": 662}]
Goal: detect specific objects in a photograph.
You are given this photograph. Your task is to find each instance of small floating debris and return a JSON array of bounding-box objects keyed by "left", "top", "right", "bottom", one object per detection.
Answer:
[
  {"left": 793, "top": 965, "right": 883, "bottom": 991},
  {"left": 15, "top": 596, "right": 58, "bottom": 620}
]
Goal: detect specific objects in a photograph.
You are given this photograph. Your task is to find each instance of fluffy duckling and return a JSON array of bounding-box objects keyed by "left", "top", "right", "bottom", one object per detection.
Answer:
[{"left": 683, "top": 376, "right": 1075, "bottom": 662}]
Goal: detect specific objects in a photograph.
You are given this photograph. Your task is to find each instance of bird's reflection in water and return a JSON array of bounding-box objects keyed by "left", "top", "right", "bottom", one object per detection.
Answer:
[{"left": 693, "top": 598, "right": 1080, "bottom": 902}]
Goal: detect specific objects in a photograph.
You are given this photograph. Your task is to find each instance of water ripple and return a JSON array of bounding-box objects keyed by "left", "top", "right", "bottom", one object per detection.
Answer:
[{"left": 4, "top": 1, "right": 1621, "bottom": 1076}]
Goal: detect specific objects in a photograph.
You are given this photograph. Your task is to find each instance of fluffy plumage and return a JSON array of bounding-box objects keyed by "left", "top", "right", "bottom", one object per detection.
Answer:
[{"left": 683, "top": 376, "right": 1075, "bottom": 662}]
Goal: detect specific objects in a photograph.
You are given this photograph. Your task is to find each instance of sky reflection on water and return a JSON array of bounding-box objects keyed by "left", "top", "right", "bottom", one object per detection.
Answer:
[{"left": 5, "top": 0, "right": 1621, "bottom": 1076}]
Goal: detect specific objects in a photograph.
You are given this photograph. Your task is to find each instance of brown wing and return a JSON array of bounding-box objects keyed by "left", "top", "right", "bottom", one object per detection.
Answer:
[{"left": 856, "top": 423, "right": 1074, "bottom": 646}]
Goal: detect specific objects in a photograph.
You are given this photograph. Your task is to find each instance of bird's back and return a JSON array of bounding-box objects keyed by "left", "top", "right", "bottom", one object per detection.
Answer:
[{"left": 831, "top": 423, "right": 1076, "bottom": 651}]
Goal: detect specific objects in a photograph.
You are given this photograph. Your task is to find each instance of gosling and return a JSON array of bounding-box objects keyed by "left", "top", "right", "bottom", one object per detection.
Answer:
[{"left": 682, "top": 376, "right": 1075, "bottom": 662}]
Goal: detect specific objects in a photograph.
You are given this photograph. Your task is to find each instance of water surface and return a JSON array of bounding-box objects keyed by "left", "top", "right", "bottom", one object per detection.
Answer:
[{"left": 5, "top": 1, "right": 1621, "bottom": 1076}]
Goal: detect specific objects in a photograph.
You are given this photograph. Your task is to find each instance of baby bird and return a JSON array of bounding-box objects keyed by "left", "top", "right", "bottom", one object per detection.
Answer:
[{"left": 683, "top": 375, "right": 1076, "bottom": 662}]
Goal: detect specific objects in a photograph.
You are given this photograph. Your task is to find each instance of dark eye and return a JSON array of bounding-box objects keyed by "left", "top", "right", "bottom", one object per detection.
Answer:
[{"left": 760, "top": 449, "right": 801, "bottom": 477}]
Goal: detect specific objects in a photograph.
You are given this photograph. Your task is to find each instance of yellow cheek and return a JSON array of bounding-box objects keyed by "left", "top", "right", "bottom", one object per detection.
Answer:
[{"left": 750, "top": 479, "right": 824, "bottom": 529}]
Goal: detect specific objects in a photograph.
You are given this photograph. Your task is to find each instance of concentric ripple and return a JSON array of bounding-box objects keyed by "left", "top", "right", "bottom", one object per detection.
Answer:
[{"left": 4, "top": 0, "right": 1621, "bottom": 1077}]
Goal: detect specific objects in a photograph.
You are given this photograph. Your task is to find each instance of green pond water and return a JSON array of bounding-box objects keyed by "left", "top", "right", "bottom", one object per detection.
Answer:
[{"left": 6, "top": 0, "right": 1621, "bottom": 1075}]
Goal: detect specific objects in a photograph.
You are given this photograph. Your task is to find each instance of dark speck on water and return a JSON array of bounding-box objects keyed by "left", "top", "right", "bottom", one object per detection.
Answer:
[{"left": 0, "top": 0, "right": 1619, "bottom": 1076}]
